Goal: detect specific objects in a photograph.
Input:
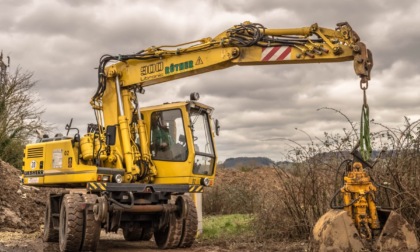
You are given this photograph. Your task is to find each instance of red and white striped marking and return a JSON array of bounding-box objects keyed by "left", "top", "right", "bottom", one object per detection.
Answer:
[{"left": 261, "top": 46, "right": 292, "bottom": 61}]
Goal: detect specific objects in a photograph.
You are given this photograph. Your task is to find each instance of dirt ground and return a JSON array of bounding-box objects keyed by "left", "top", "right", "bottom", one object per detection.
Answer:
[
  {"left": 0, "top": 229, "right": 307, "bottom": 252},
  {"left": 0, "top": 230, "right": 193, "bottom": 252}
]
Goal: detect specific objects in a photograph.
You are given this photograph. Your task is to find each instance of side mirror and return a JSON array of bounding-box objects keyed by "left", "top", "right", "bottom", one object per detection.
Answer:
[
  {"left": 105, "top": 126, "right": 117, "bottom": 146},
  {"left": 214, "top": 119, "right": 220, "bottom": 136}
]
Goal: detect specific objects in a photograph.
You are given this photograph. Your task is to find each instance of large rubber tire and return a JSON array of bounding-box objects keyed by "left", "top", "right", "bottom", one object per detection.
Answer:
[
  {"left": 178, "top": 195, "right": 198, "bottom": 248},
  {"left": 43, "top": 197, "right": 59, "bottom": 242},
  {"left": 59, "top": 194, "right": 84, "bottom": 252},
  {"left": 80, "top": 194, "right": 101, "bottom": 251},
  {"left": 122, "top": 222, "right": 144, "bottom": 241},
  {"left": 154, "top": 212, "right": 183, "bottom": 249}
]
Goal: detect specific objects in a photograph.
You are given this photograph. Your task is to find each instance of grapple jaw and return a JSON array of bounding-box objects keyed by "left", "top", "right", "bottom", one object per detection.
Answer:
[
  {"left": 312, "top": 210, "right": 365, "bottom": 251},
  {"left": 312, "top": 209, "right": 419, "bottom": 251},
  {"left": 374, "top": 210, "right": 419, "bottom": 251}
]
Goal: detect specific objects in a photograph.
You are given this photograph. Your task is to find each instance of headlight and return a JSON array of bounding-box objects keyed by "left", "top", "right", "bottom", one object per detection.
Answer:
[
  {"left": 114, "top": 174, "right": 123, "bottom": 183},
  {"left": 201, "top": 177, "right": 210, "bottom": 186}
]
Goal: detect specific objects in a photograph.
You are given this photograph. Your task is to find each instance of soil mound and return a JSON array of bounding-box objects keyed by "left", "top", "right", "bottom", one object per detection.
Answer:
[{"left": 0, "top": 160, "right": 49, "bottom": 233}]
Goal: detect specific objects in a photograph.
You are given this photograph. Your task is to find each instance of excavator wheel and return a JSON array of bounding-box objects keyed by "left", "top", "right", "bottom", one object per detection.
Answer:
[
  {"left": 80, "top": 194, "right": 101, "bottom": 251},
  {"left": 312, "top": 209, "right": 419, "bottom": 251},
  {"left": 154, "top": 212, "right": 183, "bottom": 249},
  {"left": 59, "top": 194, "right": 84, "bottom": 252},
  {"left": 43, "top": 197, "right": 59, "bottom": 242},
  {"left": 177, "top": 195, "right": 198, "bottom": 248}
]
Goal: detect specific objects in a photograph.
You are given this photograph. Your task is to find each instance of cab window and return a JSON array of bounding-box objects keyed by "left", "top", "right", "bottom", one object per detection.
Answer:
[
  {"left": 150, "top": 109, "right": 188, "bottom": 161},
  {"left": 190, "top": 109, "right": 215, "bottom": 175}
]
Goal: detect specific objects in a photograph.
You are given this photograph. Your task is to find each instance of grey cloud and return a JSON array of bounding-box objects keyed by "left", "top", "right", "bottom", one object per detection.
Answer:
[
  {"left": 58, "top": 0, "right": 103, "bottom": 8},
  {"left": 1, "top": 0, "right": 419, "bottom": 161}
]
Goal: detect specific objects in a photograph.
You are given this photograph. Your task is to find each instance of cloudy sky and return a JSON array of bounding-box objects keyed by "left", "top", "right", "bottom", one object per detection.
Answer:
[{"left": 1, "top": 0, "right": 420, "bottom": 162}]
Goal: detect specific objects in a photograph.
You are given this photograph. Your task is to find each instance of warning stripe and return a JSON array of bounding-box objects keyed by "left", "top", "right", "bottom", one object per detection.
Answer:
[
  {"left": 98, "top": 183, "right": 107, "bottom": 190},
  {"left": 261, "top": 46, "right": 292, "bottom": 61},
  {"left": 88, "top": 182, "right": 107, "bottom": 191},
  {"left": 189, "top": 185, "right": 203, "bottom": 193}
]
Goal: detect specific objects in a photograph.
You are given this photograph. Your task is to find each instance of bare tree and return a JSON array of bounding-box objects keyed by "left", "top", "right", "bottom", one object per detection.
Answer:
[{"left": 0, "top": 52, "right": 47, "bottom": 167}]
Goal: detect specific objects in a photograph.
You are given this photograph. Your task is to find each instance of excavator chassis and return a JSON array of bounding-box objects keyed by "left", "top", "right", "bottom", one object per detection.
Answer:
[{"left": 43, "top": 183, "right": 198, "bottom": 251}]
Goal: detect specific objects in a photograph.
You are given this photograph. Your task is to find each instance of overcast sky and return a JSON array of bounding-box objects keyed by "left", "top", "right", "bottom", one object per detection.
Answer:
[{"left": 1, "top": 0, "right": 420, "bottom": 162}]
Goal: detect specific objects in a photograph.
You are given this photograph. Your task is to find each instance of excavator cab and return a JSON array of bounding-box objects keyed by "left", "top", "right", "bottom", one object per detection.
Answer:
[{"left": 140, "top": 97, "right": 217, "bottom": 188}]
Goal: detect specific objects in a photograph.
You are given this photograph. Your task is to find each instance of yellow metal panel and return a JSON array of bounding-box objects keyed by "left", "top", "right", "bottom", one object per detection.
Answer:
[
  {"left": 43, "top": 170, "right": 97, "bottom": 184},
  {"left": 107, "top": 47, "right": 238, "bottom": 88},
  {"left": 23, "top": 139, "right": 98, "bottom": 186},
  {"left": 153, "top": 176, "right": 214, "bottom": 186}
]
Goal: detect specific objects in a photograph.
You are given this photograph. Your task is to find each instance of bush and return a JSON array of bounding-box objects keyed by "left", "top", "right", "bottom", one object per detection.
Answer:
[{"left": 203, "top": 168, "right": 263, "bottom": 215}]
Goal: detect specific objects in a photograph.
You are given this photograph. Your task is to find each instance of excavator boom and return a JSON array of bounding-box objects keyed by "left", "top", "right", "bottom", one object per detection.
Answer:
[{"left": 94, "top": 22, "right": 372, "bottom": 93}]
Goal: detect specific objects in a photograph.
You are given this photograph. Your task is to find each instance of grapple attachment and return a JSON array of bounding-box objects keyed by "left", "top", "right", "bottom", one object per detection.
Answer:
[
  {"left": 312, "top": 209, "right": 419, "bottom": 251},
  {"left": 312, "top": 149, "right": 419, "bottom": 252}
]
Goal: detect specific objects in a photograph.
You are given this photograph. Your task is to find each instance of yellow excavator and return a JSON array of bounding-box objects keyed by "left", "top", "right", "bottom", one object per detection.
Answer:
[{"left": 21, "top": 21, "right": 417, "bottom": 251}]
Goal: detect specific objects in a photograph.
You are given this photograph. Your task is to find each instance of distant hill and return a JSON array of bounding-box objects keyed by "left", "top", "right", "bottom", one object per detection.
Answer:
[
  {"left": 223, "top": 157, "right": 275, "bottom": 169},
  {"left": 221, "top": 150, "right": 383, "bottom": 170}
]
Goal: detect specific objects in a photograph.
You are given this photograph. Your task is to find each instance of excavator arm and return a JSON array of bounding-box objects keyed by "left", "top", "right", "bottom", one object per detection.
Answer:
[{"left": 93, "top": 21, "right": 372, "bottom": 94}]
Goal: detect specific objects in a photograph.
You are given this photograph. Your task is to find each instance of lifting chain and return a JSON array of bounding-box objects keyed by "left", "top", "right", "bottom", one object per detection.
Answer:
[{"left": 360, "top": 79, "right": 372, "bottom": 161}]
